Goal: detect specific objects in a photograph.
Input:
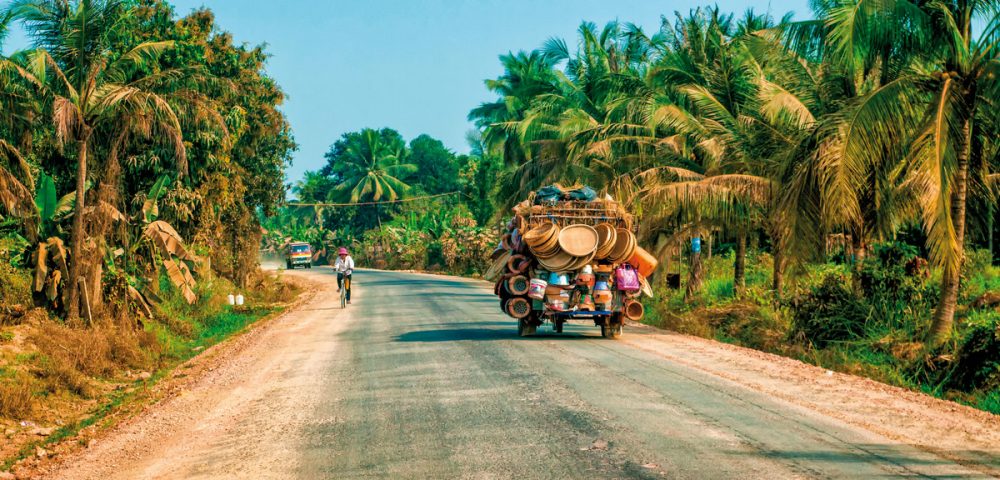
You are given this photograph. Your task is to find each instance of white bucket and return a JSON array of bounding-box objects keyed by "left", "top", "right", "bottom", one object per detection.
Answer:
[{"left": 528, "top": 279, "right": 548, "bottom": 300}]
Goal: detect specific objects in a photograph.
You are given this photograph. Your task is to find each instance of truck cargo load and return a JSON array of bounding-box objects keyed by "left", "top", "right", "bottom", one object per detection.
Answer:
[{"left": 486, "top": 185, "right": 658, "bottom": 338}]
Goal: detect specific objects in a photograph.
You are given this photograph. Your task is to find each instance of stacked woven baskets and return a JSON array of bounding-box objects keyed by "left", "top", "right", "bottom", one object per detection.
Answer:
[
  {"left": 523, "top": 223, "right": 638, "bottom": 270},
  {"left": 487, "top": 189, "right": 659, "bottom": 322}
]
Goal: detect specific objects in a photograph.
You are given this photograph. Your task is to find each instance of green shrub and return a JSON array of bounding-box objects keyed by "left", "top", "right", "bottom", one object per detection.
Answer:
[
  {"left": 942, "top": 312, "right": 1000, "bottom": 393},
  {"left": 703, "top": 276, "right": 734, "bottom": 302},
  {"left": 859, "top": 242, "right": 923, "bottom": 301},
  {"left": 425, "top": 241, "right": 445, "bottom": 270},
  {"left": 856, "top": 242, "right": 934, "bottom": 332},
  {"left": 978, "top": 389, "right": 1000, "bottom": 415},
  {"left": 790, "top": 274, "right": 869, "bottom": 348},
  {"left": 0, "top": 237, "right": 32, "bottom": 310},
  {"left": 962, "top": 249, "right": 1000, "bottom": 302}
]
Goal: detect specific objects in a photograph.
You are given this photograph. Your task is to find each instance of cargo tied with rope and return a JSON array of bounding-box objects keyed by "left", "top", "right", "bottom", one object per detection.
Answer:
[{"left": 486, "top": 184, "right": 658, "bottom": 339}]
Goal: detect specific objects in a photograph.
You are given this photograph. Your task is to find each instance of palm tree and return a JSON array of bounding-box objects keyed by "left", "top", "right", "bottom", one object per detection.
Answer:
[
  {"left": 0, "top": 12, "right": 37, "bottom": 229},
  {"left": 634, "top": 10, "right": 812, "bottom": 299},
  {"left": 468, "top": 50, "right": 558, "bottom": 167},
  {"left": 0, "top": 139, "right": 35, "bottom": 233},
  {"left": 332, "top": 128, "right": 415, "bottom": 203},
  {"left": 468, "top": 51, "right": 560, "bottom": 205},
  {"left": 808, "top": 0, "right": 1000, "bottom": 345},
  {"left": 3, "top": 0, "right": 189, "bottom": 321}
]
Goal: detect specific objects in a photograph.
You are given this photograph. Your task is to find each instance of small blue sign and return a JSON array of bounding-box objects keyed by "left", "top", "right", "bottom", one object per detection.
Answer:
[{"left": 691, "top": 237, "right": 701, "bottom": 253}]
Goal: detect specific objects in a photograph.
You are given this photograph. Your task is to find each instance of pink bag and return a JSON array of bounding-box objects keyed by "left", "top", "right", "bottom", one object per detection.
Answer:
[{"left": 614, "top": 264, "right": 641, "bottom": 292}]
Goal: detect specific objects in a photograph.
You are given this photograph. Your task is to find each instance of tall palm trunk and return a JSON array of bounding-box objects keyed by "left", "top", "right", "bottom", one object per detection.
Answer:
[
  {"left": 852, "top": 235, "right": 866, "bottom": 268},
  {"left": 988, "top": 201, "right": 995, "bottom": 265},
  {"left": 66, "top": 128, "right": 92, "bottom": 322},
  {"left": 851, "top": 232, "right": 866, "bottom": 292},
  {"left": 734, "top": 230, "right": 746, "bottom": 297},
  {"left": 772, "top": 243, "right": 784, "bottom": 300},
  {"left": 685, "top": 247, "right": 702, "bottom": 303},
  {"left": 928, "top": 116, "right": 971, "bottom": 346},
  {"left": 653, "top": 233, "right": 670, "bottom": 289}
]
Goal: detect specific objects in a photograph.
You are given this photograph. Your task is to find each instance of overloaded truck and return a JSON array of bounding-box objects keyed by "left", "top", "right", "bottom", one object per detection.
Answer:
[{"left": 485, "top": 185, "right": 658, "bottom": 338}]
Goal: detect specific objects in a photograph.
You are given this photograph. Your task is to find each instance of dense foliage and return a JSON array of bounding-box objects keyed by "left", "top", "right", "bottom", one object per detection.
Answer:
[{"left": 0, "top": 0, "right": 295, "bottom": 319}]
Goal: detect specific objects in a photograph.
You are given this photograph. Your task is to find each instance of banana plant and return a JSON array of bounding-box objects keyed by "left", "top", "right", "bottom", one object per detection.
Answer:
[
  {"left": 131, "top": 174, "right": 201, "bottom": 305},
  {"left": 34, "top": 173, "right": 76, "bottom": 239},
  {"left": 142, "top": 174, "right": 172, "bottom": 223},
  {"left": 29, "top": 173, "right": 77, "bottom": 311}
]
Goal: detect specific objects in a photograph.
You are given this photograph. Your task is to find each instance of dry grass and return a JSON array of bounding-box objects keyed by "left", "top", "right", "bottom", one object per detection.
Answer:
[
  {"left": 29, "top": 323, "right": 158, "bottom": 398},
  {"left": 247, "top": 270, "right": 298, "bottom": 304},
  {"left": 0, "top": 376, "right": 34, "bottom": 418}
]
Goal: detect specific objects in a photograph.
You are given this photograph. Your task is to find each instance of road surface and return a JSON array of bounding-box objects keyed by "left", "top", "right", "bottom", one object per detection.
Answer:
[{"left": 51, "top": 268, "right": 1000, "bottom": 479}]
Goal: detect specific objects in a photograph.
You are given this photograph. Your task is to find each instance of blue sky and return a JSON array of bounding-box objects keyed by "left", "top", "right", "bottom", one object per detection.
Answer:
[{"left": 3, "top": 0, "right": 812, "bottom": 184}]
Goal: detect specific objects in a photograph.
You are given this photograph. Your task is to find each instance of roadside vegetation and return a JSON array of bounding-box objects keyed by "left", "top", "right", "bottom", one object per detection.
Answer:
[{"left": 0, "top": 0, "right": 297, "bottom": 468}]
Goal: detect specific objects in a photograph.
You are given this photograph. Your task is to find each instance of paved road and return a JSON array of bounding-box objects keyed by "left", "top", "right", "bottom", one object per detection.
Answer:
[
  {"left": 297, "top": 269, "right": 988, "bottom": 479},
  {"left": 53, "top": 268, "right": 997, "bottom": 479}
]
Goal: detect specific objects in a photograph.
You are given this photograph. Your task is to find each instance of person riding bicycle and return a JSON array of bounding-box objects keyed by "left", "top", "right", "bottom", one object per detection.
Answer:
[{"left": 334, "top": 247, "right": 354, "bottom": 304}]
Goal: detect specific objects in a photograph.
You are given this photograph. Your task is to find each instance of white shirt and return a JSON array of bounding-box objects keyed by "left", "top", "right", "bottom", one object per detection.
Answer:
[{"left": 334, "top": 255, "right": 354, "bottom": 275}]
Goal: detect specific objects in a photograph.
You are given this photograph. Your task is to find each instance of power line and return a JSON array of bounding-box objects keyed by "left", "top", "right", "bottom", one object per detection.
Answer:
[{"left": 286, "top": 191, "right": 461, "bottom": 207}]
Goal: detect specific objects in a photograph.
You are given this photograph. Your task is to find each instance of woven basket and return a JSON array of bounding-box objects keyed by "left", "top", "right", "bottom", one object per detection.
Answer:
[
  {"left": 537, "top": 250, "right": 576, "bottom": 271},
  {"left": 523, "top": 222, "right": 558, "bottom": 248},
  {"left": 594, "top": 223, "right": 617, "bottom": 260},
  {"left": 558, "top": 224, "right": 599, "bottom": 257},
  {"left": 608, "top": 228, "right": 636, "bottom": 264},
  {"left": 485, "top": 251, "right": 511, "bottom": 282},
  {"left": 566, "top": 251, "right": 596, "bottom": 272}
]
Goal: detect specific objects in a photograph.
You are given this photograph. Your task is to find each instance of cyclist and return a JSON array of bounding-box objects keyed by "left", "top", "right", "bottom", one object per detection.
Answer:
[{"left": 334, "top": 247, "right": 354, "bottom": 304}]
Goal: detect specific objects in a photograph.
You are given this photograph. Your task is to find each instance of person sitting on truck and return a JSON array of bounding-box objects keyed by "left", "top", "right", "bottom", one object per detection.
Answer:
[{"left": 334, "top": 247, "right": 354, "bottom": 303}]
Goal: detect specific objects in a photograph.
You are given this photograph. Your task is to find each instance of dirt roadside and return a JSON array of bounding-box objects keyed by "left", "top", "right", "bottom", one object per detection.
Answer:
[
  {"left": 619, "top": 322, "right": 1000, "bottom": 474},
  {"left": 4, "top": 273, "right": 323, "bottom": 480}
]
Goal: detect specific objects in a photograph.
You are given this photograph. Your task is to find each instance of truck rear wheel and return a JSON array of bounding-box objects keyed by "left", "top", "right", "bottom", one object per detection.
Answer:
[
  {"left": 602, "top": 316, "right": 622, "bottom": 339},
  {"left": 518, "top": 317, "right": 537, "bottom": 337},
  {"left": 286, "top": 261, "right": 293, "bottom": 270},
  {"left": 607, "top": 323, "right": 622, "bottom": 339}
]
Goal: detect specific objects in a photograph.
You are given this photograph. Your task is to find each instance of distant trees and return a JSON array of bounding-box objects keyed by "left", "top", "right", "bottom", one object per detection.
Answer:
[
  {"left": 286, "top": 128, "right": 500, "bottom": 247},
  {"left": 409, "top": 134, "right": 461, "bottom": 195},
  {"left": 328, "top": 128, "right": 415, "bottom": 203}
]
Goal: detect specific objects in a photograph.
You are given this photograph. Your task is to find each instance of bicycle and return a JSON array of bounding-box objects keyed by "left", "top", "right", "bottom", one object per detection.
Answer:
[{"left": 340, "top": 276, "right": 351, "bottom": 308}]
